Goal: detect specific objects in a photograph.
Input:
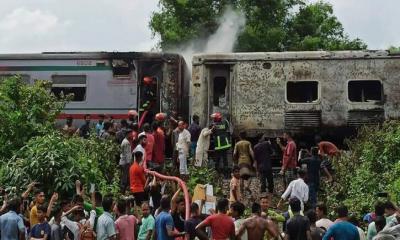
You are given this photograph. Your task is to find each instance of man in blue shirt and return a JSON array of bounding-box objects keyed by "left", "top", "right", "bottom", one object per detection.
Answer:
[
  {"left": 95, "top": 114, "right": 105, "bottom": 136},
  {"left": 0, "top": 197, "right": 26, "bottom": 240},
  {"left": 323, "top": 205, "right": 360, "bottom": 240},
  {"left": 97, "top": 195, "right": 116, "bottom": 240},
  {"left": 154, "top": 196, "right": 185, "bottom": 240}
]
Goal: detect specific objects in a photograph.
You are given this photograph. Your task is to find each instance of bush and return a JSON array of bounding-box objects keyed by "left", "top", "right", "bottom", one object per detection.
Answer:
[
  {"left": 0, "top": 76, "right": 67, "bottom": 159},
  {"left": 326, "top": 121, "right": 400, "bottom": 216},
  {"left": 187, "top": 165, "right": 222, "bottom": 197},
  {"left": 0, "top": 132, "right": 120, "bottom": 196}
]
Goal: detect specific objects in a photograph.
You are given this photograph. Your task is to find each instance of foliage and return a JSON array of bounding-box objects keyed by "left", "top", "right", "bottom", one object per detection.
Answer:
[
  {"left": 0, "top": 132, "right": 120, "bottom": 197},
  {"left": 186, "top": 165, "right": 222, "bottom": 197},
  {"left": 0, "top": 76, "right": 67, "bottom": 159},
  {"left": 285, "top": 2, "right": 367, "bottom": 51},
  {"left": 388, "top": 46, "right": 400, "bottom": 54},
  {"left": 150, "top": 0, "right": 367, "bottom": 51},
  {"left": 326, "top": 121, "right": 400, "bottom": 217},
  {"left": 150, "top": 0, "right": 231, "bottom": 50}
]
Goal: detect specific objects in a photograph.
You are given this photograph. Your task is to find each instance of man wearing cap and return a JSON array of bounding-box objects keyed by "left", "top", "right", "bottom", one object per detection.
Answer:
[{"left": 127, "top": 110, "right": 138, "bottom": 129}]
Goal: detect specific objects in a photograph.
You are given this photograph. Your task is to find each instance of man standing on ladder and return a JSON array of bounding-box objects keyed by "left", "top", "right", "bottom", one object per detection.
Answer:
[{"left": 211, "top": 112, "right": 232, "bottom": 178}]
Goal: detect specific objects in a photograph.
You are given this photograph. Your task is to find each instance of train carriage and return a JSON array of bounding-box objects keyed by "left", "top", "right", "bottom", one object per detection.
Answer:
[
  {"left": 191, "top": 50, "right": 400, "bottom": 144},
  {"left": 0, "top": 52, "right": 190, "bottom": 125}
]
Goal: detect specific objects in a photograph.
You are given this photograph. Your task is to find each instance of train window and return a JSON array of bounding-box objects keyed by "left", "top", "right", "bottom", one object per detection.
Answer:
[
  {"left": 0, "top": 74, "right": 30, "bottom": 83},
  {"left": 112, "top": 60, "right": 131, "bottom": 77},
  {"left": 51, "top": 75, "right": 86, "bottom": 101},
  {"left": 286, "top": 81, "right": 318, "bottom": 103},
  {"left": 213, "top": 76, "right": 226, "bottom": 106},
  {"left": 348, "top": 80, "right": 382, "bottom": 103}
]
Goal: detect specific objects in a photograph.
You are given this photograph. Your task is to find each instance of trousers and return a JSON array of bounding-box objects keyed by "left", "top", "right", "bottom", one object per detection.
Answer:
[
  {"left": 120, "top": 164, "right": 130, "bottom": 192},
  {"left": 214, "top": 149, "right": 228, "bottom": 173},
  {"left": 178, "top": 149, "right": 188, "bottom": 175},
  {"left": 260, "top": 169, "right": 274, "bottom": 193}
]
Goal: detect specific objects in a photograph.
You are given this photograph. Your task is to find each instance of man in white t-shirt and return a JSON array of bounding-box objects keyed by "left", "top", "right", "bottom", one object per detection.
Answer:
[
  {"left": 176, "top": 121, "right": 191, "bottom": 177},
  {"left": 277, "top": 169, "right": 309, "bottom": 211},
  {"left": 133, "top": 135, "right": 146, "bottom": 162}
]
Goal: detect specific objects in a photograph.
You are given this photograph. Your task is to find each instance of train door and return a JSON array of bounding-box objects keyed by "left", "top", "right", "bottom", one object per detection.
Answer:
[
  {"left": 137, "top": 61, "right": 163, "bottom": 125},
  {"left": 207, "top": 64, "right": 232, "bottom": 124}
]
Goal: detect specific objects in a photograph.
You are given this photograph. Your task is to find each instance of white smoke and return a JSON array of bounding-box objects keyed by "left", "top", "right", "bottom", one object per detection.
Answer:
[
  {"left": 204, "top": 6, "right": 246, "bottom": 53},
  {"left": 174, "top": 6, "right": 246, "bottom": 67}
]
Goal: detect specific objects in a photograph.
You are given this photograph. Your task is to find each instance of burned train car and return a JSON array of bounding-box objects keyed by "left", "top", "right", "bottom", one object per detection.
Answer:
[
  {"left": 191, "top": 51, "right": 400, "bottom": 143},
  {"left": 0, "top": 52, "right": 190, "bottom": 125}
]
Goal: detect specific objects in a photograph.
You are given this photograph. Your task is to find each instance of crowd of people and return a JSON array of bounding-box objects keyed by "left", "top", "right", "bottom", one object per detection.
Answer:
[{"left": 0, "top": 110, "right": 399, "bottom": 240}]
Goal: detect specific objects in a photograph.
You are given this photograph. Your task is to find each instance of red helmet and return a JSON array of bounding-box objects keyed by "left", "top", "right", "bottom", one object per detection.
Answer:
[
  {"left": 210, "top": 112, "right": 222, "bottom": 121},
  {"left": 143, "top": 76, "right": 153, "bottom": 86},
  {"left": 128, "top": 110, "right": 138, "bottom": 117},
  {"left": 155, "top": 112, "right": 166, "bottom": 121}
]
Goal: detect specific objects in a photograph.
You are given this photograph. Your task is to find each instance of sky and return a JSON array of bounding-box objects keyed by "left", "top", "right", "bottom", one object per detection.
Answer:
[{"left": 0, "top": 0, "right": 399, "bottom": 53}]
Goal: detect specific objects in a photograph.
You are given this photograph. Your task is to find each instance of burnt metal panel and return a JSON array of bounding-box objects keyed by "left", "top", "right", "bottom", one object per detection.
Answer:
[
  {"left": 347, "top": 109, "right": 384, "bottom": 126},
  {"left": 284, "top": 111, "right": 321, "bottom": 129}
]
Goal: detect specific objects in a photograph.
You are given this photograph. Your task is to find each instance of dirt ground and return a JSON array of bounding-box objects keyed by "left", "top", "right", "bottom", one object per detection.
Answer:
[{"left": 220, "top": 171, "right": 286, "bottom": 207}]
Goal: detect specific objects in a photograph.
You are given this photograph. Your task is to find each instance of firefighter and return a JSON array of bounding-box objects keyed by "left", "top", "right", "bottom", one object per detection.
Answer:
[
  {"left": 211, "top": 112, "right": 232, "bottom": 177},
  {"left": 127, "top": 110, "right": 138, "bottom": 128},
  {"left": 140, "top": 76, "right": 157, "bottom": 124}
]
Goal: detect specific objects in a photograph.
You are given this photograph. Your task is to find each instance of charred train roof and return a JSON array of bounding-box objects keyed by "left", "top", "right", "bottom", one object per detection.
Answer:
[
  {"left": 192, "top": 50, "right": 400, "bottom": 65},
  {"left": 0, "top": 51, "right": 182, "bottom": 62}
]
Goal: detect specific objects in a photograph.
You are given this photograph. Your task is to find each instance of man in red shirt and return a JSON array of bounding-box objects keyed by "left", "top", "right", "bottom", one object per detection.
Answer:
[
  {"left": 315, "top": 136, "right": 340, "bottom": 182},
  {"left": 130, "top": 151, "right": 147, "bottom": 206},
  {"left": 278, "top": 132, "right": 297, "bottom": 188},
  {"left": 152, "top": 121, "right": 165, "bottom": 172},
  {"left": 196, "top": 198, "right": 235, "bottom": 240},
  {"left": 315, "top": 137, "right": 340, "bottom": 157}
]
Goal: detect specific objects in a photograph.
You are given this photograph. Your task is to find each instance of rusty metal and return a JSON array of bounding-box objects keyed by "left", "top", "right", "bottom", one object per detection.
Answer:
[{"left": 191, "top": 51, "right": 400, "bottom": 140}]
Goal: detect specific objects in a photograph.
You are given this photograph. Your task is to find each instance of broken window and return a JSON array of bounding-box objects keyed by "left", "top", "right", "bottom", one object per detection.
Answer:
[
  {"left": 287, "top": 81, "right": 318, "bottom": 103},
  {"left": 51, "top": 75, "right": 86, "bottom": 101},
  {"left": 348, "top": 80, "right": 382, "bottom": 103},
  {"left": 0, "top": 74, "right": 30, "bottom": 83},
  {"left": 112, "top": 59, "right": 132, "bottom": 77},
  {"left": 213, "top": 76, "right": 227, "bottom": 106}
]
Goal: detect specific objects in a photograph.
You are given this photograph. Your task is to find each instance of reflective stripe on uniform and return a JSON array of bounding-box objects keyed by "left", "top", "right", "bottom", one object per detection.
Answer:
[{"left": 215, "top": 136, "right": 231, "bottom": 150}]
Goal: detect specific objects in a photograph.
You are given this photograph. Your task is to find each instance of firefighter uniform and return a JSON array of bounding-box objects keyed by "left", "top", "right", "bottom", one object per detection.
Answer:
[{"left": 212, "top": 118, "right": 231, "bottom": 175}]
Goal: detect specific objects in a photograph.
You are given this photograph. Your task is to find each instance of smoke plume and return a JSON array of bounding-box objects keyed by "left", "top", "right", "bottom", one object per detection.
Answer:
[{"left": 173, "top": 6, "right": 246, "bottom": 68}]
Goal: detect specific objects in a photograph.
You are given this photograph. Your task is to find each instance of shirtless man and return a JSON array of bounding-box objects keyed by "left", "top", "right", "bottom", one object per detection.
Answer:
[{"left": 237, "top": 203, "right": 280, "bottom": 240}]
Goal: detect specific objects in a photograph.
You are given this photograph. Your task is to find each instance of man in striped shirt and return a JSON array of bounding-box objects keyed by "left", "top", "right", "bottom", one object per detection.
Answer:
[{"left": 96, "top": 195, "right": 116, "bottom": 240}]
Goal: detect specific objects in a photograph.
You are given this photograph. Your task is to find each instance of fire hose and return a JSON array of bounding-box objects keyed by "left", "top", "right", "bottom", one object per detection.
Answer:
[
  {"left": 144, "top": 169, "right": 191, "bottom": 221},
  {"left": 139, "top": 110, "right": 191, "bottom": 223}
]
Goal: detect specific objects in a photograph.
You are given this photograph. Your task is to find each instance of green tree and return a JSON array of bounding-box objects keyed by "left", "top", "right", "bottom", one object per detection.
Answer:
[
  {"left": 0, "top": 76, "right": 120, "bottom": 197},
  {"left": 0, "top": 76, "right": 67, "bottom": 159},
  {"left": 150, "top": 0, "right": 233, "bottom": 50},
  {"left": 388, "top": 46, "right": 400, "bottom": 54},
  {"left": 150, "top": 0, "right": 367, "bottom": 51},
  {"left": 285, "top": 1, "right": 366, "bottom": 51},
  {"left": 0, "top": 132, "right": 120, "bottom": 196},
  {"left": 326, "top": 122, "right": 400, "bottom": 216}
]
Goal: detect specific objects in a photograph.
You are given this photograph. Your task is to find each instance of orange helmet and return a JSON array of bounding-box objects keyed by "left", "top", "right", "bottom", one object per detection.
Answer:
[
  {"left": 155, "top": 112, "right": 166, "bottom": 121},
  {"left": 143, "top": 76, "right": 153, "bottom": 86},
  {"left": 128, "top": 110, "right": 138, "bottom": 117},
  {"left": 210, "top": 112, "right": 222, "bottom": 121}
]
